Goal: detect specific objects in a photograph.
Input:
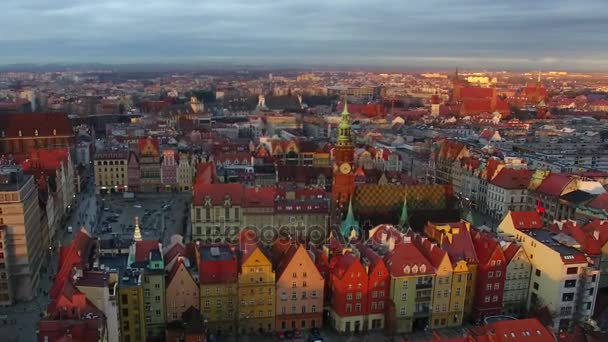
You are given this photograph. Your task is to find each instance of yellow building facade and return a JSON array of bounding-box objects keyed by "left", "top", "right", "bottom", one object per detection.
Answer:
[
  {"left": 200, "top": 282, "right": 237, "bottom": 334},
  {"left": 118, "top": 279, "right": 146, "bottom": 342},
  {"left": 238, "top": 247, "right": 276, "bottom": 334},
  {"left": 94, "top": 150, "right": 129, "bottom": 194}
]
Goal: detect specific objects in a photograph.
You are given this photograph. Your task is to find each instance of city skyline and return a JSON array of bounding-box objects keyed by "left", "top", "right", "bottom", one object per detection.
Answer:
[{"left": 2, "top": 0, "right": 608, "bottom": 70}]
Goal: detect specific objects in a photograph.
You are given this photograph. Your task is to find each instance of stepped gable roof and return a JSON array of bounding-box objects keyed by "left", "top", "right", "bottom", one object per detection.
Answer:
[
  {"left": 135, "top": 240, "right": 160, "bottom": 263},
  {"left": 587, "top": 193, "right": 608, "bottom": 210},
  {"left": 536, "top": 173, "right": 573, "bottom": 196},
  {"left": 192, "top": 183, "right": 243, "bottom": 206},
  {"left": 0, "top": 112, "right": 72, "bottom": 138},
  {"left": 138, "top": 136, "right": 160, "bottom": 155},
  {"left": 243, "top": 186, "right": 276, "bottom": 207},
  {"left": 509, "top": 211, "right": 543, "bottom": 230},
  {"left": 490, "top": 168, "right": 533, "bottom": 190},
  {"left": 431, "top": 222, "right": 478, "bottom": 265}
]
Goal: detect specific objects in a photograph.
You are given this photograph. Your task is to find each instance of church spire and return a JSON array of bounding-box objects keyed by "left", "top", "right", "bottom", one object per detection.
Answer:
[
  {"left": 537, "top": 69, "right": 542, "bottom": 83},
  {"left": 133, "top": 216, "right": 142, "bottom": 242},
  {"left": 340, "top": 197, "right": 360, "bottom": 238},
  {"left": 398, "top": 194, "right": 408, "bottom": 228}
]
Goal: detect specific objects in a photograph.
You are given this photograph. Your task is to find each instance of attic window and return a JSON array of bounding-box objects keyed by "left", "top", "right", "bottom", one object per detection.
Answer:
[
  {"left": 412, "top": 265, "right": 419, "bottom": 274},
  {"left": 18, "top": 130, "right": 22, "bottom": 137},
  {"left": 1, "top": 130, "right": 4, "bottom": 137},
  {"left": 420, "top": 264, "right": 426, "bottom": 273},
  {"left": 34, "top": 129, "right": 38, "bottom": 136},
  {"left": 53, "top": 129, "right": 57, "bottom": 135},
  {"left": 403, "top": 265, "right": 410, "bottom": 274},
  {"left": 531, "top": 221, "right": 537, "bottom": 225}
]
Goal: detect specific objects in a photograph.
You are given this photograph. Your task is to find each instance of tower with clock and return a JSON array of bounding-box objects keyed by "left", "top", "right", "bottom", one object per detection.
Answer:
[{"left": 332, "top": 97, "right": 356, "bottom": 203}]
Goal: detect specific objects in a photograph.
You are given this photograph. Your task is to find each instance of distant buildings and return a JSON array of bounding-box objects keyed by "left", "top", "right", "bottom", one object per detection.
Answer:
[{"left": 0, "top": 112, "right": 73, "bottom": 156}]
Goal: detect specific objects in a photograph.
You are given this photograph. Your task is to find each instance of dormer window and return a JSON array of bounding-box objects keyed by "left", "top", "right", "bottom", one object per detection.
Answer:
[
  {"left": 18, "top": 130, "right": 22, "bottom": 137},
  {"left": 53, "top": 129, "right": 57, "bottom": 136},
  {"left": 34, "top": 129, "right": 38, "bottom": 136}
]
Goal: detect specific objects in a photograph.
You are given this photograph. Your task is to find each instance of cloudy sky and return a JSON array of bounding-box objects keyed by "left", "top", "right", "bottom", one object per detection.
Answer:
[{"left": 2, "top": 0, "right": 608, "bottom": 70}]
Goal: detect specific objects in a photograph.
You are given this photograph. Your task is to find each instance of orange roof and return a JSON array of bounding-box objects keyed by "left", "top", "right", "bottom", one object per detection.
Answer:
[
  {"left": 460, "top": 87, "right": 494, "bottom": 99},
  {"left": 138, "top": 136, "right": 160, "bottom": 156},
  {"left": 509, "top": 211, "right": 543, "bottom": 229},
  {"left": 384, "top": 239, "right": 435, "bottom": 277},
  {"left": 484, "top": 318, "right": 554, "bottom": 342}
]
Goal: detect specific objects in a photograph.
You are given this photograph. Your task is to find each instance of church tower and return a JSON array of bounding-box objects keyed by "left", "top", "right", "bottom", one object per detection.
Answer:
[{"left": 332, "top": 97, "right": 356, "bottom": 203}]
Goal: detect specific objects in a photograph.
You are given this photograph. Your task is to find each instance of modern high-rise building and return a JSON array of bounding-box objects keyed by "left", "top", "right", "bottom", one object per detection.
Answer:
[{"left": 0, "top": 165, "right": 44, "bottom": 303}]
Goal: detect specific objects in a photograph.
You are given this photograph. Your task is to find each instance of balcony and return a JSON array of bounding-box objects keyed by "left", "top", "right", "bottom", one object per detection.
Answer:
[
  {"left": 416, "top": 282, "right": 433, "bottom": 290},
  {"left": 415, "top": 296, "right": 431, "bottom": 303}
]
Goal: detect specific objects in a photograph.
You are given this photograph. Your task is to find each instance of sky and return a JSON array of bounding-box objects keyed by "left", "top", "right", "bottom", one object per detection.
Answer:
[{"left": 2, "top": 0, "right": 608, "bottom": 70}]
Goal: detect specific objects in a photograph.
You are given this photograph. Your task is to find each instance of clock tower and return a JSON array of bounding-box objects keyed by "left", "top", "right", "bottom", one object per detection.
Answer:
[{"left": 332, "top": 97, "right": 355, "bottom": 203}]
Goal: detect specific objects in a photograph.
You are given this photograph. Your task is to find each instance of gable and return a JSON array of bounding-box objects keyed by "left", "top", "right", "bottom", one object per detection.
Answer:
[
  {"left": 242, "top": 247, "right": 271, "bottom": 268},
  {"left": 278, "top": 246, "right": 321, "bottom": 282}
]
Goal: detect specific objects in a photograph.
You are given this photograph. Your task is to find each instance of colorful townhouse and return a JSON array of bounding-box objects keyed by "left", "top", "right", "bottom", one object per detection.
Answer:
[
  {"left": 499, "top": 211, "right": 600, "bottom": 331},
  {"left": 354, "top": 242, "right": 390, "bottom": 331},
  {"left": 237, "top": 230, "right": 276, "bottom": 334},
  {"left": 199, "top": 244, "right": 238, "bottom": 335},
  {"left": 126, "top": 230, "right": 166, "bottom": 340},
  {"left": 138, "top": 136, "right": 161, "bottom": 192},
  {"left": 160, "top": 148, "right": 178, "bottom": 191},
  {"left": 127, "top": 151, "right": 140, "bottom": 192},
  {"left": 274, "top": 244, "right": 324, "bottom": 331},
  {"left": 368, "top": 224, "right": 435, "bottom": 333},
  {"left": 328, "top": 250, "right": 369, "bottom": 333},
  {"left": 165, "top": 257, "right": 199, "bottom": 322},
  {"left": 410, "top": 232, "right": 468, "bottom": 328},
  {"left": 424, "top": 221, "right": 478, "bottom": 320},
  {"left": 471, "top": 230, "right": 507, "bottom": 321},
  {"left": 501, "top": 241, "right": 531, "bottom": 316}
]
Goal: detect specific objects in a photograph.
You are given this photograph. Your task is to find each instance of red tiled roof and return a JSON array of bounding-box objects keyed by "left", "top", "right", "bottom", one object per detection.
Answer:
[
  {"left": 587, "top": 193, "right": 608, "bottom": 210},
  {"left": 135, "top": 240, "right": 160, "bottom": 263},
  {"left": 331, "top": 252, "right": 363, "bottom": 280},
  {"left": 384, "top": 239, "right": 435, "bottom": 277},
  {"left": 192, "top": 183, "right": 244, "bottom": 206},
  {"left": 460, "top": 87, "right": 494, "bottom": 99},
  {"left": 138, "top": 136, "right": 160, "bottom": 156},
  {"left": 536, "top": 173, "right": 572, "bottom": 197},
  {"left": 501, "top": 242, "right": 522, "bottom": 263},
  {"left": 215, "top": 152, "right": 251, "bottom": 165},
  {"left": 581, "top": 220, "right": 608, "bottom": 246},
  {"left": 50, "top": 230, "right": 94, "bottom": 300},
  {"left": 490, "top": 168, "right": 532, "bottom": 190},
  {"left": 477, "top": 318, "right": 555, "bottom": 342},
  {"left": 479, "top": 128, "right": 495, "bottom": 140},
  {"left": 509, "top": 211, "right": 543, "bottom": 229},
  {"left": 243, "top": 187, "right": 276, "bottom": 207},
  {"left": 550, "top": 221, "right": 603, "bottom": 255},
  {"left": 164, "top": 243, "right": 186, "bottom": 265},
  {"left": 167, "top": 257, "right": 194, "bottom": 286},
  {"left": 0, "top": 112, "right": 72, "bottom": 138},
  {"left": 21, "top": 148, "right": 70, "bottom": 172},
  {"left": 472, "top": 230, "right": 504, "bottom": 266},
  {"left": 433, "top": 222, "right": 479, "bottom": 265},
  {"left": 199, "top": 244, "right": 238, "bottom": 284}
]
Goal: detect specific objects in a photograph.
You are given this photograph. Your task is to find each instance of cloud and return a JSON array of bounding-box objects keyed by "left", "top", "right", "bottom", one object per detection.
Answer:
[{"left": 1, "top": 0, "right": 608, "bottom": 70}]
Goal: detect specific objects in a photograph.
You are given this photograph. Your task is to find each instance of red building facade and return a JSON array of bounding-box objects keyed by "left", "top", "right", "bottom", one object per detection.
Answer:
[
  {"left": 471, "top": 230, "right": 507, "bottom": 320},
  {"left": 328, "top": 251, "right": 369, "bottom": 333}
]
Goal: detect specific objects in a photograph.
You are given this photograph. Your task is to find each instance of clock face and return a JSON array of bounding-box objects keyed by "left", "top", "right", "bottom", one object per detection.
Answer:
[{"left": 339, "top": 163, "right": 352, "bottom": 174}]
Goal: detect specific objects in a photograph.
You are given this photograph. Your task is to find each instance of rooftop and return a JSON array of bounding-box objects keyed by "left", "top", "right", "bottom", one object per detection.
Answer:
[
  {"left": 520, "top": 228, "right": 588, "bottom": 264},
  {"left": 200, "top": 245, "right": 234, "bottom": 262}
]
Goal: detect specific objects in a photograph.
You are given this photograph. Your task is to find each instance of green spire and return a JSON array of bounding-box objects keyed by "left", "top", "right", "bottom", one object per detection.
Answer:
[
  {"left": 463, "top": 209, "right": 475, "bottom": 225},
  {"left": 398, "top": 194, "right": 408, "bottom": 228},
  {"left": 340, "top": 198, "right": 360, "bottom": 238},
  {"left": 341, "top": 96, "right": 349, "bottom": 116}
]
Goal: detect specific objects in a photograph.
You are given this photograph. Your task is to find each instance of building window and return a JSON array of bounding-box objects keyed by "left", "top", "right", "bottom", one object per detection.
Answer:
[
  {"left": 401, "top": 293, "right": 407, "bottom": 301},
  {"left": 346, "top": 293, "right": 352, "bottom": 301},
  {"left": 566, "top": 267, "right": 578, "bottom": 275},
  {"left": 488, "top": 271, "right": 493, "bottom": 278},
  {"left": 494, "top": 283, "right": 500, "bottom": 290},
  {"left": 356, "top": 292, "right": 361, "bottom": 300},
  {"left": 346, "top": 304, "right": 352, "bottom": 313},
  {"left": 496, "top": 271, "right": 502, "bottom": 278},
  {"left": 564, "top": 280, "right": 576, "bottom": 288},
  {"left": 312, "top": 305, "right": 316, "bottom": 313},
  {"left": 535, "top": 269, "right": 542, "bottom": 277},
  {"left": 484, "top": 296, "right": 490, "bottom": 303},
  {"left": 486, "top": 284, "right": 492, "bottom": 291},
  {"left": 492, "top": 295, "right": 498, "bottom": 302},
  {"left": 562, "top": 293, "right": 574, "bottom": 302},
  {"left": 400, "top": 307, "right": 406, "bottom": 316}
]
